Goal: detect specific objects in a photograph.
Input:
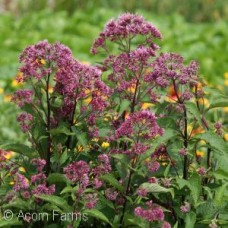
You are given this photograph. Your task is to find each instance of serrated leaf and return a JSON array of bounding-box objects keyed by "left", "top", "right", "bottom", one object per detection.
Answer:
[
  {"left": 214, "top": 183, "right": 228, "bottom": 207},
  {"left": 2, "top": 198, "right": 30, "bottom": 210},
  {"left": 99, "top": 128, "right": 110, "bottom": 137},
  {"left": 35, "top": 194, "right": 72, "bottom": 212},
  {"left": 185, "top": 102, "right": 202, "bottom": 125},
  {"left": 189, "top": 173, "right": 201, "bottom": 205},
  {"left": 101, "top": 174, "right": 124, "bottom": 192},
  {"left": 207, "top": 97, "right": 228, "bottom": 110},
  {"left": 50, "top": 126, "right": 75, "bottom": 136},
  {"left": 118, "top": 99, "right": 131, "bottom": 116},
  {"left": 84, "top": 209, "right": 111, "bottom": 225},
  {"left": 0, "top": 143, "right": 37, "bottom": 158},
  {"left": 140, "top": 183, "right": 174, "bottom": 198},
  {"left": 47, "top": 173, "right": 70, "bottom": 185},
  {"left": 141, "top": 129, "right": 178, "bottom": 161},
  {"left": 195, "top": 131, "right": 228, "bottom": 153},
  {"left": 60, "top": 186, "right": 75, "bottom": 195},
  {"left": 185, "top": 211, "right": 196, "bottom": 228},
  {"left": 0, "top": 220, "right": 22, "bottom": 227}
]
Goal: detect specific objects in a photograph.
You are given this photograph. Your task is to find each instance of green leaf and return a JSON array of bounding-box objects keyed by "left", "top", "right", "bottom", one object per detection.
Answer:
[
  {"left": 0, "top": 220, "right": 22, "bottom": 227},
  {"left": 185, "top": 102, "right": 202, "bottom": 125},
  {"left": 2, "top": 198, "right": 30, "bottom": 210},
  {"left": 140, "top": 183, "right": 174, "bottom": 198},
  {"left": 47, "top": 173, "right": 70, "bottom": 185},
  {"left": 214, "top": 183, "right": 228, "bottom": 207},
  {"left": 194, "top": 131, "right": 228, "bottom": 153},
  {"left": 213, "top": 169, "right": 228, "bottom": 180},
  {"left": 0, "top": 143, "right": 37, "bottom": 158},
  {"left": 207, "top": 97, "right": 228, "bottom": 110},
  {"left": 35, "top": 194, "right": 72, "bottom": 212},
  {"left": 101, "top": 174, "right": 124, "bottom": 192},
  {"left": 84, "top": 209, "right": 111, "bottom": 225},
  {"left": 189, "top": 173, "right": 201, "bottom": 205},
  {"left": 118, "top": 99, "right": 131, "bottom": 116},
  {"left": 60, "top": 186, "right": 75, "bottom": 195},
  {"left": 141, "top": 129, "right": 178, "bottom": 161},
  {"left": 164, "top": 162, "right": 171, "bottom": 178},
  {"left": 50, "top": 126, "right": 75, "bottom": 136},
  {"left": 99, "top": 128, "right": 110, "bottom": 137},
  {"left": 185, "top": 211, "right": 196, "bottom": 228}
]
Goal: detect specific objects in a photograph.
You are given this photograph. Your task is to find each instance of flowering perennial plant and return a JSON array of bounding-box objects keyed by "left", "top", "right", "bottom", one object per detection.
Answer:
[{"left": 0, "top": 13, "right": 228, "bottom": 228}]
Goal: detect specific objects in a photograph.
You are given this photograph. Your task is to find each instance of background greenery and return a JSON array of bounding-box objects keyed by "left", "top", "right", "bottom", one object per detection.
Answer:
[{"left": 0, "top": 0, "right": 228, "bottom": 142}]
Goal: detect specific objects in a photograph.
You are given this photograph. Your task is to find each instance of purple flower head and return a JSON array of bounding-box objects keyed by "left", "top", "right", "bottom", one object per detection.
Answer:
[
  {"left": 179, "top": 148, "right": 188, "bottom": 156},
  {"left": 13, "top": 174, "right": 29, "bottom": 192},
  {"left": 134, "top": 201, "right": 165, "bottom": 222},
  {"left": 12, "top": 89, "right": 33, "bottom": 107},
  {"left": 84, "top": 193, "right": 98, "bottom": 209},
  {"left": 137, "top": 188, "right": 148, "bottom": 197},
  {"left": 92, "top": 154, "right": 111, "bottom": 176},
  {"left": 132, "top": 143, "right": 149, "bottom": 155},
  {"left": 32, "top": 184, "right": 55, "bottom": 196},
  {"left": 19, "top": 40, "right": 72, "bottom": 81},
  {"left": 31, "top": 158, "right": 46, "bottom": 173},
  {"left": 105, "top": 188, "right": 118, "bottom": 201},
  {"left": 162, "top": 221, "right": 172, "bottom": 228},
  {"left": 145, "top": 53, "right": 200, "bottom": 93},
  {"left": 64, "top": 160, "right": 90, "bottom": 183},
  {"left": 146, "top": 160, "right": 160, "bottom": 173},
  {"left": 180, "top": 201, "right": 191, "bottom": 213},
  {"left": 115, "top": 110, "right": 164, "bottom": 140},
  {"left": 91, "top": 13, "right": 162, "bottom": 54},
  {"left": 31, "top": 173, "right": 46, "bottom": 184},
  {"left": 16, "top": 112, "right": 33, "bottom": 133},
  {"left": 197, "top": 167, "right": 207, "bottom": 176}
]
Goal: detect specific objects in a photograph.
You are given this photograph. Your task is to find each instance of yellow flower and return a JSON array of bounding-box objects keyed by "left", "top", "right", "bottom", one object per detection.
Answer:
[
  {"left": 11, "top": 79, "right": 20, "bottom": 87},
  {"left": 145, "top": 158, "right": 150, "bottom": 162},
  {"left": 19, "top": 167, "right": 26, "bottom": 173},
  {"left": 101, "top": 142, "right": 110, "bottom": 148},
  {"left": 84, "top": 96, "right": 92, "bottom": 104},
  {"left": 224, "top": 72, "right": 228, "bottom": 79},
  {"left": 196, "top": 150, "right": 204, "bottom": 157},
  {"left": 141, "top": 102, "right": 154, "bottom": 110},
  {"left": 48, "top": 86, "right": 54, "bottom": 94},
  {"left": 81, "top": 61, "right": 90, "bottom": 65},
  {"left": 162, "top": 162, "right": 168, "bottom": 166},
  {"left": 223, "top": 107, "right": 228, "bottom": 113},
  {"left": 127, "top": 85, "right": 136, "bottom": 93},
  {"left": 224, "top": 133, "right": 228, "bottom": 141},
  {"left": 9, "top": 181, "right": 15, "bottom": 185},
  {"left": 91, "top": 138, "right": 99, "bottom": 142},
  {"left": 77, "top": 145, "right": 84, "bottom": 152},
  {"left": 4, "top": 94, "right": 12, "bottom": 103},
  {"left": 198, "top": 98, "right": 209, "bottom": 108},
  {"left": 225, "top": 79, "right": 228, "bottom": 87},
  {"left": 36, "top": 58, "right": 46, "bottom": 65},
  {"left": 4, "top": 151, "right": 15, "bottom": 160},
  {"left": 0, "top": 88, "right": 4, "bottom": 94}
]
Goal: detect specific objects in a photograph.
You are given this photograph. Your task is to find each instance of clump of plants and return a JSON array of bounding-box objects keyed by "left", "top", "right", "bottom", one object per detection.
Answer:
[{"left": 0, "top": 13, "right": 228, "bottom": 228}]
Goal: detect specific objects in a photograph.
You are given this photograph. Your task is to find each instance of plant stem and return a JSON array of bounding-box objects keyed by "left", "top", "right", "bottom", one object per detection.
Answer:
[
  {"left": 119, "top": 169, "right": 133, "bottom": 227},
  {"left": 45, "top": 72, "right": 51, "bottom": 176},
  {"left": 183, "top": 106, "right": 188, "bottom": 180}
]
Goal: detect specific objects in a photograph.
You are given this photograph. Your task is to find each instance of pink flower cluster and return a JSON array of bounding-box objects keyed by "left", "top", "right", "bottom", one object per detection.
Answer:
[
  {"left": 134, "top": 200, "right": 165, "bottom": 222},
  {"left": 16, "top": 112, "right": 33, "bottom": 133},
  {"left": 92, "top": 154, "right": 112, "bottom": 189},
  {"left": 11, "top": 89, "right": 33, "bottom": 107},
  {"left": 115, "top": 110, "right": 164, "bottom": 140},
  {"left": 13, "top": 159, "right": 55, "bottom": 200},
  {"left": 91, "top": 13, "right": 162, "bottom": 54}
]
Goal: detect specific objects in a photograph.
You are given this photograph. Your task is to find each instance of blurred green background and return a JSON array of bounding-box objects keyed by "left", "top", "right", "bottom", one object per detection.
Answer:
[{"left": 0, "top": 0, "right": 228, "bottom": 142}]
